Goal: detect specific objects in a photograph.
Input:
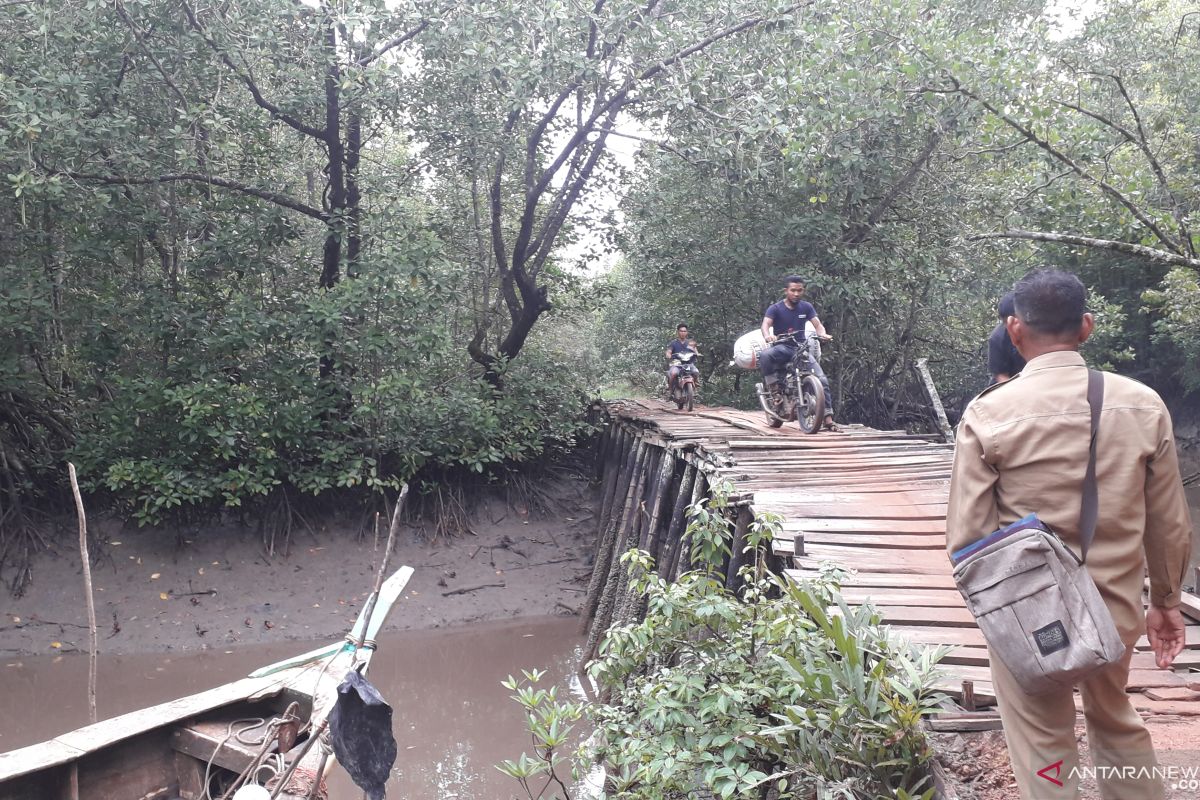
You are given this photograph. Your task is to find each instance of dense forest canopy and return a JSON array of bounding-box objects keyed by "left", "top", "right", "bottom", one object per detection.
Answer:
[{"left": 2, "top": 0, "right": 1198, "bottom": 544}]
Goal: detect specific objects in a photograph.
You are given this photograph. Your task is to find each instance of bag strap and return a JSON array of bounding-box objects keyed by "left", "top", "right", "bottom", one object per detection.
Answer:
[{"left": 1079, "top": 369, "right": 1104, "bottom": 561}]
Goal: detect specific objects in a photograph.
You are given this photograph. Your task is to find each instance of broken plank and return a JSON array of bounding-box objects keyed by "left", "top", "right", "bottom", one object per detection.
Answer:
[
  {"left": 795, "top": 533, "right": 947, "bottom": 549},
  {"left": 799, "top": 544, "right": 951, "bottom": 571},
  {"left": 785, "top": 567, "right": 957, "bottom": 589},
  {"left": 839, "top": 587, "right": 966, "bottom": 607},
  {"left": 1143, "top": 687, "right": 1200, "bottom": 702},
  {"left": 889, "top": 626, "right": 988, "bottom": 648},
  {"left": 779, "top": 518, "right": 947, "bottom": 534},
  {"left": 860, "top": 605, "right": 976, "bottom": 626},
  {"left": 1125, "top": 669, "right": 1189, "bottom": 690}
]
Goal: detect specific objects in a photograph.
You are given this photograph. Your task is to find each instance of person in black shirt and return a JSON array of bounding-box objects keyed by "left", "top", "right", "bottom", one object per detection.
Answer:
[
  {"left": 759, "top": 276, "right": 836, "bottom": 430},
  {"left": 665, "top": 324, "right": 699, "bottom": 392},
  {"left": 987, "top": 292, "right": 1026, "bottom": 383}
]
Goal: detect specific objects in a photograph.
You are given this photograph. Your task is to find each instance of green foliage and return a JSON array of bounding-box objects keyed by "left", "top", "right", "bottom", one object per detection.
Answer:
[
  {"left": 1143, "top": 268, "right": 1200, "bottom": 391},
  {"left": 5, "top": 0, "right": 1200, "bottom": 528},
  {"left": 501, "top": 490, "right": 948, "bottom": 798},
  {"left": 0, "top": 0, "right": 609, "bottom": 525},
  {"left": 63, "top": 248, "right": 592, "bottom": 525},
  {"left": 1082, "top": 288, "right": 1136, "bottom": 372},
  {"left": 497, "top": 668, "right": 587, "bottom": 800},
  {"left": 596, "top": 0, "right": 1200, "bottom": 420},
  {"left": 595, "top": 0, "right": 1046, "bottom": 425}
]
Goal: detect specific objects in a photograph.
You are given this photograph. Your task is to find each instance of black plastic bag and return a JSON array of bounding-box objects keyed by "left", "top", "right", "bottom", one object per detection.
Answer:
[{"left": 328, "top": 669, "right": 397, "bottom": 800}]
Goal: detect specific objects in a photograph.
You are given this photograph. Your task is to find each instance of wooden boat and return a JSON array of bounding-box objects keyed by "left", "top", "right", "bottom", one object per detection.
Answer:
[{"left": 0, "top": 566, "right": 413, "bottom": 800}]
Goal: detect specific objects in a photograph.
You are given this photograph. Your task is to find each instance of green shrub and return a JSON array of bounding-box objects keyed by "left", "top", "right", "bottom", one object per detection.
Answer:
[
  {"left": 502, "top": 490, "right": 949, "bottom": 799},
  {"left": 70, "top": 257, "right": 593, "bottom": 526},
  {"left": 1143, "top": 268, "right": 1200, "bottom": 391}
]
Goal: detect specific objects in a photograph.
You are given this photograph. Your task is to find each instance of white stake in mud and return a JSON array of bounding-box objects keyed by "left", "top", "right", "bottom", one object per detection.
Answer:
[{"left": 67, "top": 462, "right": 99, "bottom": 724}]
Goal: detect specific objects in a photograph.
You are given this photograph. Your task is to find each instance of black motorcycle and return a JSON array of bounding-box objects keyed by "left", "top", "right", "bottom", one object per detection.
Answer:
[{"left": 755, "top": 333, "right": 827, "bottom": 434}]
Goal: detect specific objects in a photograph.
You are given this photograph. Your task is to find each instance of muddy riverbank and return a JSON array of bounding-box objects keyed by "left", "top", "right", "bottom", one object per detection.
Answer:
[{"left": 0, "top": 476, "right": 598, "bottom": 658}]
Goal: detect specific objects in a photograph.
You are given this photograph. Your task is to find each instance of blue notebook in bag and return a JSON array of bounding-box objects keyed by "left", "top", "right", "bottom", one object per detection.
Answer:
[{"left": 950, "top": 513, "right": 1042, "bottom": 566}]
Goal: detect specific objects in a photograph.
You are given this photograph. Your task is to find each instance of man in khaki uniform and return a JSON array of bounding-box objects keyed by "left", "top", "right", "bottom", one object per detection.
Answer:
[{"left": 947, "top": 269, "right": 1192, "bottom": 799}]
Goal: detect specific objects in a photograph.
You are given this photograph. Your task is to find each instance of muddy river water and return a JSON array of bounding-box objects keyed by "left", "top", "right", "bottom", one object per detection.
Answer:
[{"left": 0, "top": 615, "right": 585, "bottom": 798}]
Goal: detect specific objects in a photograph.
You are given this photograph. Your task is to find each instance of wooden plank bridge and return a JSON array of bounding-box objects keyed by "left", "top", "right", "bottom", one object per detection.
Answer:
[{"left": 583, "top": 398, "right": 1200, "bottom": 716}]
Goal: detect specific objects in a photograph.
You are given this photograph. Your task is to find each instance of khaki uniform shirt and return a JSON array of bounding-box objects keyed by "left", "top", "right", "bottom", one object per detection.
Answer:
[{"left": 947, "top": 350, "right": 1193, "bottom": 643}]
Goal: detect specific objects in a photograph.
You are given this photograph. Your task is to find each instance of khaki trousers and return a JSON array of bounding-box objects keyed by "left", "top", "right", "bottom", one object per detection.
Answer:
[{"left": 989, "top": 645, "right": 1162, "bottom": 799}]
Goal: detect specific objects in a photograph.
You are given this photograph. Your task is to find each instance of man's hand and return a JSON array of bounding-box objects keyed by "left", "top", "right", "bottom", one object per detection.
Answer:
[
  {"left": 817, "top": 333, "right": 833, "bottom": 342},
  {"left": 1146, "top": 604, "right": 1187, "bottom": 668},
  {"left": 765, "top": 333, "right": 777, "bottom": 343}
]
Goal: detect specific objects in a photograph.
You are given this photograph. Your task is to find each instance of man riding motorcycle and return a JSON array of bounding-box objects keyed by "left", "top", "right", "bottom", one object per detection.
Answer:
[
  {"left": 759, "top": 276, "right": 838, "bottom": 431},
  {"left": 666, "top": 324, "right": 699, "bottom": 392}
]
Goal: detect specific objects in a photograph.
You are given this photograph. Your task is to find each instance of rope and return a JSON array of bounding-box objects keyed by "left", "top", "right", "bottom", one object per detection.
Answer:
[{"left": 199, "top": 702, "right": 302, "bottom": 800}]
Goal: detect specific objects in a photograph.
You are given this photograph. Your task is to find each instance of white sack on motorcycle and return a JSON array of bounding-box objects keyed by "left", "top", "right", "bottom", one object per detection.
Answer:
[{"left": 732, "top": 329, "right": 768, "bottom": 370}]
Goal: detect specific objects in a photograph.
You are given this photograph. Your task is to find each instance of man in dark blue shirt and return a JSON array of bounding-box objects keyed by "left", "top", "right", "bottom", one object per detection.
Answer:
[
  {"left": 665, "top": 324, "right": 699, "bottom": 391},
  {"left": 987, "top": 292, "right": 1026, "bottom": 383},
  {"left": 759, "top": 276, "right": 836, "bottom": 430}
]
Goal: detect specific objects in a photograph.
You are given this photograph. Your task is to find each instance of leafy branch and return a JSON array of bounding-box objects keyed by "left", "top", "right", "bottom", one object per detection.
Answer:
[
  {"left": 946, "top": 74, "right": 1184, "bottom": 255},
  {"left": 48, "top": 168, "right": 329, "bottom": 220},
  {"left": 969, "top": 229, "right": 1200, "bottom": 269}
]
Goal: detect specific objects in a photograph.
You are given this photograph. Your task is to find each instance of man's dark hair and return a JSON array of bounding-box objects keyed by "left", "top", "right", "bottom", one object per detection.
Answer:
[
  {"left": 784, "top": 275, "right": 806, "bottom": 287},
  {"left": 676, "top": 323, "right": 688, "bottom": 331},
  {"left": 997, "top": 292, "right": 1016, "bottom": 321},
  {"left": 1012, "top": 269, "right": 1087, "bottom": 336}
]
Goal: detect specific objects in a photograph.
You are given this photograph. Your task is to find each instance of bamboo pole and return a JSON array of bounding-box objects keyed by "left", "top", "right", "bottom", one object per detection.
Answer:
[
  {"left": 632, "top": 448, "right": 663, "bottom": 551},
  {"left": 642, "top": 454, "right": 679, "bottom": 570},
  {"left": 610, "top": 447, "right": 656, "bottom": 628},
  {"left": 723, "top": 506, "right": 753, "bottom": 592},
  {"left": 588, "top": 417, "right": 607, "bottom": 486},
  {"left": 581, "top": 533, "right": 622, "bottom": 666},
  {"left": 67, "top": 463, "right": 98, "bottom": 724},
  {"left": 354, "top": 484, "right": 407, "bottom": 651},
  {"left": 582, "top": 442, "right": 653, "bottom": 662},
  {"left": 593, "top": 429, "right": 635, "bottom": 563},
  {"left": 595, "top": 426, "right": 626, "bottom": 534},
  {"left": 672, "top": 473, "right": 708, "bottom": 581},
  {"left": 656, "top": 463, "right": 696, "bottom": 580},
  {"left": 638, "top": 451, "right": 675, "bottom": 552},
  {"left": 580, "top": 439, "right": 645, "bottom": 629},
  {"left": 913, "top": 357, "right": 953, "bottom": 442},
  {"left": 593, "top": 416, "right": 613, "bottom": 484},
  {"left": 588, "top": 509, "right": 640, "bottom": 667},
  {"left": 600, "top": 429, "right": 628, "bottom": 515}
]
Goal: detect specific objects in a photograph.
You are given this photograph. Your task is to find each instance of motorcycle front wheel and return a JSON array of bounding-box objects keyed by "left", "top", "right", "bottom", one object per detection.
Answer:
[
  {"left": 796, "top": 374, "right": 826, "bottom": 435},
  {"left": 683, "top": 383, "right": 694, "bottom": 412}
]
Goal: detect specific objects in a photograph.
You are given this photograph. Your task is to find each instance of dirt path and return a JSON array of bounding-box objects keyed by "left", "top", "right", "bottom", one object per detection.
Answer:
[{"left": 0, "top": 477, "right": 597, "bottom": 657}]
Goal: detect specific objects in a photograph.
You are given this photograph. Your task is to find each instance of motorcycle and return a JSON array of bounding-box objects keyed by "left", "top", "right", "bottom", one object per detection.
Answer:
[
  {"left": 755, "top": 333, "right": 827, "bottom": 434},
  {"left": 667, "top": 350, "right": 701, "bottom": 412}
]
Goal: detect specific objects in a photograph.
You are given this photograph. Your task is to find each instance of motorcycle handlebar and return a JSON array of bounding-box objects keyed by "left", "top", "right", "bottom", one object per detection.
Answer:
[{"left": 772, "top": 332, "right": 831, "bottom": 344}]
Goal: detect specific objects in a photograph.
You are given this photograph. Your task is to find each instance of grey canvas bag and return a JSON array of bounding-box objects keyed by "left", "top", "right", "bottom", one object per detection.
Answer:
[{"left": 951, "top": 370, "right": 1126, "bottom": 695}]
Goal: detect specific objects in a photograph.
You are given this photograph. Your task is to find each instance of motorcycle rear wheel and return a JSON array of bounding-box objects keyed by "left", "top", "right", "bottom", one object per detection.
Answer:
[
  {"left": 757, "top": 383, "right": 784, "bottom": 428},
  {"left": 797, "top": 374, "right": 826, "bottom": 435}
]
